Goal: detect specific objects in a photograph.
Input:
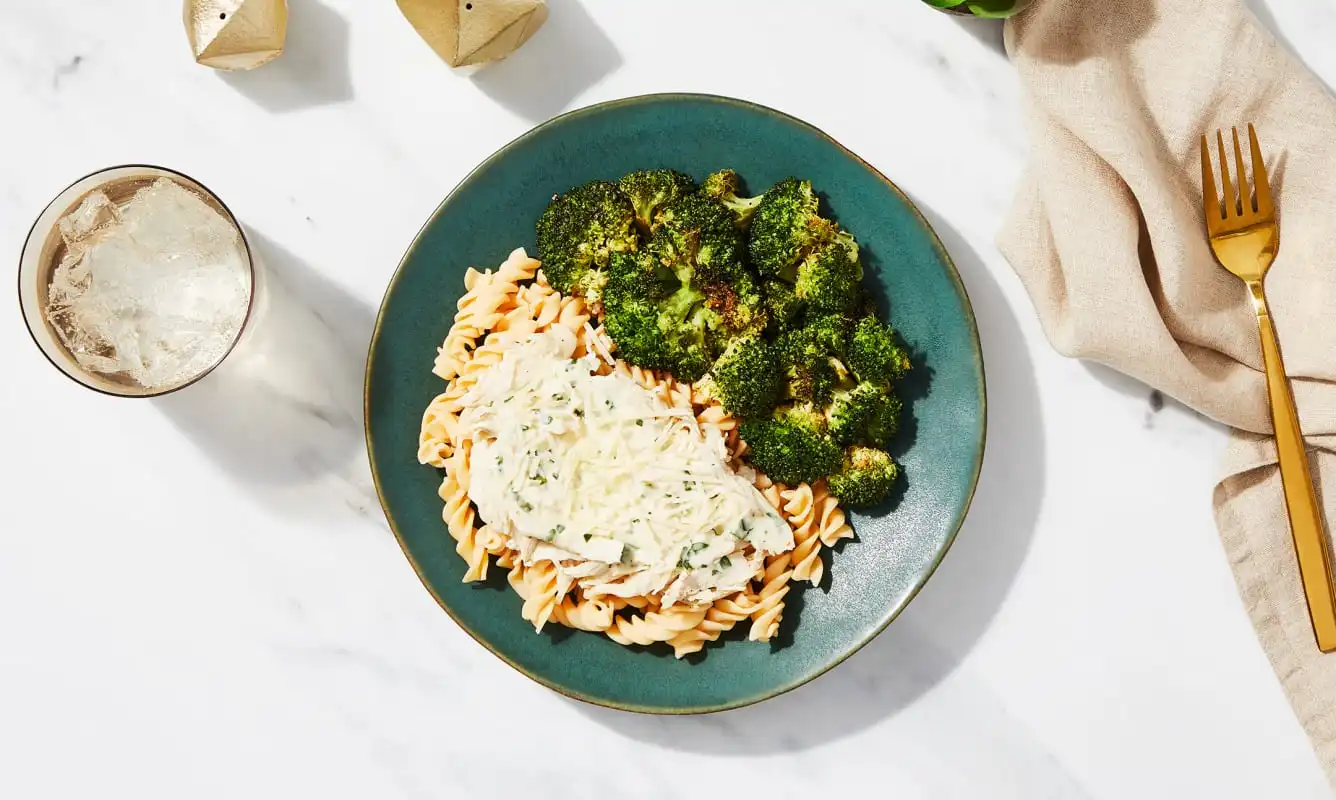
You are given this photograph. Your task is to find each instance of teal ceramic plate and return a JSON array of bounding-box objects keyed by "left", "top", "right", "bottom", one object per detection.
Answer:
[{"left": 366, "top": 94, "right": 985, "bottom": 713}]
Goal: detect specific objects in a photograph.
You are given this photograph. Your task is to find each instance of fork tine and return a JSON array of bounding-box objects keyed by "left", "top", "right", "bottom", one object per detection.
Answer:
[
  {"left": 1232, "top": 127, "right": 1250, "bottom": 217},
  {"left": 1249, "top": 123, "right": 1273, "bottom": 216},
  {"left": 1200, "top": 135, "right": 1220, "bottom": 226},
  {"left": 1217, "top": 131, "right": 1236, "bottom": 218}
]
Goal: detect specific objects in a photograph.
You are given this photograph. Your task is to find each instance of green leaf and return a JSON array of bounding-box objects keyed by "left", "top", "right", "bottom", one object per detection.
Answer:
[
  {"left": 922, "top": 0, "right": 968, "bottom": 7},
  {"left": 964, "top": 0, "right": 1025, "bottom": 17}
]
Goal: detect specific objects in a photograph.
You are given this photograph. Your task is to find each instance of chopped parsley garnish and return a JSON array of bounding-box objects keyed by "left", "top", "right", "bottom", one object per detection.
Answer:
[
  {"left": 732, "top": 519, "right": 752, "bottom": 539},
  {"left": 573, "top": 408, "right": 584, "bottom": 417},
  {"left": 583, "top": 533, "right": 592, "bottom": 542},
  {"left": 517, "top": 499, "right": 534, "bottom": 512},
  {"left": 635, "top": 419, "right": 644, "bottom": 427},
  {"left": 719, "top": 555, "right": 732, "bottom": 569},
  {"left": 678, "top": 541, "right": 709, "bottom": 569}
]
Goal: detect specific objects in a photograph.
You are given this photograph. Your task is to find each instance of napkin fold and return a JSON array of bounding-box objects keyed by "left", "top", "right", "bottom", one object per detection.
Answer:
[{"left": 1002, "top": 0, "right": 1336, "bottom": 783}]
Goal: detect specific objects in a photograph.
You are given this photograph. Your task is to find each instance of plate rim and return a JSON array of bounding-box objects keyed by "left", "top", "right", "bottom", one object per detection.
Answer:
[{"left": 364, "top": 92, "right": 988, "bottom": 715}]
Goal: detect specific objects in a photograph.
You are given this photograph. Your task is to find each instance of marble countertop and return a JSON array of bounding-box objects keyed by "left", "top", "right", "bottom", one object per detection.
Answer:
[{"left": 4, "top": 1, "right": 1336, "bottom": 797}]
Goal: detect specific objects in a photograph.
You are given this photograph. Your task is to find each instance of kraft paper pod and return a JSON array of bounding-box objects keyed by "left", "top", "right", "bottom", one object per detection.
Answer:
[
  {"left": 397, "top": 0, "right": 548, "bottom": 68},
  {"left": 185, "top": 0, "right": 289, "bottom": 71}
]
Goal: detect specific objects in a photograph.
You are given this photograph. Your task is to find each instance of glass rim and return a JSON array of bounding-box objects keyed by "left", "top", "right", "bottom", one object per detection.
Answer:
[{"left": 16, "top": 163, "right": 258, "bottom": 399}]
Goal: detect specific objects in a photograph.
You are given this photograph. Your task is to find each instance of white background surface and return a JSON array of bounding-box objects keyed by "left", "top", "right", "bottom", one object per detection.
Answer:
[{"left": 3, "top": 1, "right": 1335, "bottom": 797}]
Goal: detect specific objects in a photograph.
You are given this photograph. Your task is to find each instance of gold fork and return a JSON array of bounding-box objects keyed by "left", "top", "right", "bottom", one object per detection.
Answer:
[{"left": 1202, "top": 125, "right": 1336, "bottom": 652}]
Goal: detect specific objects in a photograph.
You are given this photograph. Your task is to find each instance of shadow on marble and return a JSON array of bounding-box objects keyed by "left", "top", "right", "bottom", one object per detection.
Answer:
[
  {"left": 1246, "top": 0, "right": 1334, "bottom": 94},
  {"left": 1082, "top": 360, "right": 1166, "bottom": 406},
  {"left": 154, "top": 230, "right": 380, "bottom": 523},
  {"left": 1081, "top": 361, "right": 1230, "bottom": 433},
  {"left": 951, "top": 15, "right": 1006, "bottom": 58},
  {"left": 219, "top": 0, "right": 354, "bottom": 113},
  {"left": 574, "top": 212, "right": 1045, "bottom": 753},
  {"left": 471, "top": 0, "right": 621, "bottom": 123}
]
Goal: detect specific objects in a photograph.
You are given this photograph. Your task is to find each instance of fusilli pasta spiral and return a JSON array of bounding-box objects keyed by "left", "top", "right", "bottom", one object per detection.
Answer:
[
  {"left": 781, "top": 483, "right": 824, "bottom": 585},
  {"left": 551, "top": 595, "right": 616, "bottom": 632},
  {"left": 606, "top": 606, "right": 709, "bottom": 646},
  {"left": 667, "top": 594, "right": 759, "bottom": 658},
  {"left": 749, "top": 554, "right": 792, "bottom": 643}
]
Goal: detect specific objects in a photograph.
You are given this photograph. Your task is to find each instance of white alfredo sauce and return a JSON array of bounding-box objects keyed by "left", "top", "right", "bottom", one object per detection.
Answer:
[{"left": 456, "top": 327, "right": 794, "bottom": 607}]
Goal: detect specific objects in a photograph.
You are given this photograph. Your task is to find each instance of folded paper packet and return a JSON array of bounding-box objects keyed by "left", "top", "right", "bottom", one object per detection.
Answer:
[{"left": 1002, "top": 0, "right": 1336, "bottom": 783}]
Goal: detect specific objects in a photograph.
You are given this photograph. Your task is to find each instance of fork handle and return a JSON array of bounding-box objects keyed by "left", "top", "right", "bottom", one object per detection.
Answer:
[{"left": 1252, "top": 282, "right": 1336, "bottom": 652}]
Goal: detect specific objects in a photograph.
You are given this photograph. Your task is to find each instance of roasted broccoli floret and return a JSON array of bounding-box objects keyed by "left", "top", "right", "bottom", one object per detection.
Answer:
[
  {"left": 739, "top": 408, "right": 843, "bottom": 485},
  {"left": 703, "top": 270, "right": 767, "bottom": 341},
  {"left": 651, "top": 194, "right": 748, "bottom": 285},
  {"left": 619, "top": 169, "right": 697, "bottom": 234},
  {"left": 847, "top": 315, "right": 912, "bottom": 386},
  {"left": 748, "top": 178, "right": 837, "bottom": 280},
  {"left": 599, "top": 192, "right": 770, "bottom": 383},
  {"left": 775, "top": 316, "right": 850, "bottom": 404},
  {"left": 777, "top": 402, "right": 830, "bottom": 434},
  {"left": 763, "top": 279, "right": 803, "bottom": 335},
  {"left": 827, "top": 383, "right": 902, "bottom": 448},
  {"left": 826, "top": 446, "right": 900, "bottom": 508},
  {"left": 657, "top": 285, "right": 716, "bottom": 382},
  {"left": 709, "top": 336, "right": 781, "bottom": 420},
  {"left": 601, "top": 247, "right": 722, "bottom": 382},
  {"left": 795, "top": 230, "right": 863, "bottom": 314},
  {"left": 702, "top": 169, "right": 764, "bottom": 229},
  {"left": 803, "top": 312, "right": 852, "bottom": 357},
  {"left": 777, "top": 347, "right": 835, "bottom": 404},
  {"left": 647, "top": 195, "right": 768, "bottom": 348},
  {"left": 604, "top": 247, "right": 677, "bottom": 299},
  {"left": 535, "top": 180, "right": 638, "bottom": 299},
  {"left": 601, "top": 251, "right": 679, "bottom": 371}
]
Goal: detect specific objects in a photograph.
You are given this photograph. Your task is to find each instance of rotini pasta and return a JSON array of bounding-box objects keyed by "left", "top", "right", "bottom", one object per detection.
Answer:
[
  {"left": 551, "top": 594, "right": 616, "bottom": 633},
  {"left": 811, "top": 481, "right": 855, "bottom": 548},
  {"left": 606, "top": 606, "right": 708, "bottom": 647},
  {"left": 667, "top": 593, "right": 758, "bottom": 658},
  {"left": 417, "top": 247, "right": 857, "bottom": 657},
  {"left": 431, "top": 248, "right": 538, "bottom": 381},
  {"left": 782, "top": 482, "right": 825, "bottom": 585},
  {"left": 748, "top": 553, "right": 792, "bottom": 643}
]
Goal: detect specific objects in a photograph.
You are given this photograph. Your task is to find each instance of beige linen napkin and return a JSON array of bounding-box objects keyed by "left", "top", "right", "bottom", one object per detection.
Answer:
[{"left": 1001, "top": 0, "right": 1336, "bottom": 782}]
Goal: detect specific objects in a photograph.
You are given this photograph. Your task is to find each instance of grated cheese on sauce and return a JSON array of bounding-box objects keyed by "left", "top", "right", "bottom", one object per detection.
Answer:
[{"left": 456, "top": 327, "right": 794, "bottom": 607}]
